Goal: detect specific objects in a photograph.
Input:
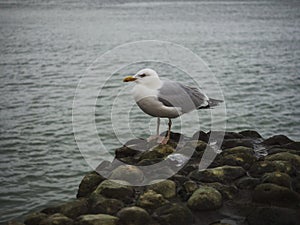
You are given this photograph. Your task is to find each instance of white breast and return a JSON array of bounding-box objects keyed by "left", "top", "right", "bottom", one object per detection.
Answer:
[{"left": 132, "top": 84, "right": 159, "bottom": 102}]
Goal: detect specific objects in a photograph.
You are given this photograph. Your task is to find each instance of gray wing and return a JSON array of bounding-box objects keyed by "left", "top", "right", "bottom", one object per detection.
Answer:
[{"left": 157, "top": 80, "right": 209, "bottom": 113}]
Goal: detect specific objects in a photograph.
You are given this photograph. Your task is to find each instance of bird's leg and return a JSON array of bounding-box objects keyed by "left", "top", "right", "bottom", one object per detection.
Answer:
[
  {"left": 147, "top": 118, "right": 163, "bottom": 142},
  {"left": 161, "top": 119, "right": 172, "bottom": 144}
]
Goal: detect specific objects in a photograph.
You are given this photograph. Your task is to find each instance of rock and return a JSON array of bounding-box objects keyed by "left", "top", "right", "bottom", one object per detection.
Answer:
[
  {"left": 170, "top": 174, "right": 190, "bottom": 185},
  {"left": 7, "top": 221, "right": 25, "bottom": 225},
  {"left": 239, "top": 130, "right": 262, "bottom": 139},
  {"left": 183, "top": 180, "right": 198, "bottom": 193},
  {"left": 116, "top": 139, "right": 148, "bottom": 158},
  {"left": 77, "top": 172, "right": 106, "bottom": 198},
  {"left": 187, "top": 186, "right": 222, "bottom": 210},
  {"left": 183, "top": 140, "right": 207, "bottom": 152},
  {"left": 204, "top": 183, "right": 238, "bottom": 200},
  {"left": 138, "top": 144, "right": 175, "bottom": 161},
  {"left": 117, "top": 206, "right": 151, "bottom": 225},
  {"left": 189, "top": 165, "right": 246, "bottom": 183},
  {"left": 265, "top": 152, "right": 300, "bottom": 169},
  {"left": 24, "top": 212, "right": 47, "bottom": 225},
  {"left": 93, "top": 180, "right": 133, "bottom": 203},
  {"left": 219, "top": 146, "right": 257, "bottom": 169},
  {"left": 76, "top": 214, "right": 119, "bottom": 225},
  {"left": 247, "top": 207, "right": 300, "bottom": 225},
  {"left": 221, "top": 139, "right": 254, "bottom": 149},
  {"left": 283, "top": 141, "right": 300, "bottom": 151},
  {"left": 40, "top": 213, "right": 73, "bottom": 225},
  {"left": 137, "top": 190, "right": 169, "bottom": 211},
  {"left": 235, "top": 176, "right": 260, "bottom": 190},
  {"left": 253, "top": 183, "right": 300, "bottom": 207},
  {"left": 262, "top": 135, "right": 294, "bottom": 146},
  {"left": 160, "top": 131, "right": 187, "bottom": 144},
  {"left": 59, "top": 198, "right": 88, "bottom": 219},
  {"left": 109, "top": 165, "right": 144, "bottom": 183},
  {"left": 136, "top": 158, "right": 162, "bottom": 166},
  {"left": 192, "top": 130, "right": 209, "bottom": 143},
  {"left": 261, "top": 172, "right": 291, "bottom": 188},
  {"left": 292, "top": 176, "right": 300, "bottom": 194},
  {"left": 153, "top": 203, "right": 194, "bottom": 225},
  {"left": 89, "top": 194, "right": 124, "bottom": 215},
  {"left": 148, "top": 180, "right": 176, "bottom": 199},
  {"left": 249, "top": 160, "right": 295, "bottom": 177},
  {"left": 208, "top": 131, "right": 244, "bottom": 140}
]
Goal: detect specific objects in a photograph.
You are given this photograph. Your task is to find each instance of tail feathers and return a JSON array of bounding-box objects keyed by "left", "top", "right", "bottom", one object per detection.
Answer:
[{"left": 198, "top": 98, "right": 223, "bottom": 109}]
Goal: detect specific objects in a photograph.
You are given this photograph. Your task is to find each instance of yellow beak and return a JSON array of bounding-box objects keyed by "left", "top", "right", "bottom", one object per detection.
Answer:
[{"left": 123, "top": 76, "right": 137, "bottom": 82}]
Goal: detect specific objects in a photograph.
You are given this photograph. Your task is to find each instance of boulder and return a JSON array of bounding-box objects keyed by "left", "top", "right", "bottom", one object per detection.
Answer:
[
  {"left": 247, "top": 207, "right": 300, "bottom": 225},
  {"left": 77, "top": 172, "right": 106, "bottom": 198},
  {"left": 238, "top": 130, "right": 262, "bottom": 139},
  {"left": 89, "top": 194, "right": 124, "bottom": 215},
  {"left": 265, "top": 152, "right": 300, "bottom": 169},
  {"left": 235, "top": 176, "right": 260, "bottom": 190},
  {"left": 109, "top": 165, "right": 144, "bottom": 183},
  {"left": 192, "top": 130, "right": 209, "bottom": 143},
  {"left": 221, "top": 139, "right": 254, "bottom": 149},
  {"left": 6, "top": 221, "right": 25, "bottom": 225},
  {"left": 249, "top": 160, "right": 295, "bottom": 177},
  {"left": 253, "top": 183, "right": 300, "bottom": 207},
  {"left": 137, "top": 190, "right": 169, "bottom": 211},
  {"left": 189, "top": 165, "right": 246, "bottom": 183},
  {"left": 93, "top": 180, "right": 133, "bottom": 203},
  {"left": 183, "top": 180, "right": 198, "bottom": 193},
  {"left": 204, "top": 183, "right": 238, "bottom": 200},
  {"left": 40, "top": 213, "right": 73, "bottom": 225},
  {"left": 153, "top": 203, "right": 194, "bottom": 225},
  {"left": 261, "top": 172, "right": 291, "bottom": 188},
  {"left": 148, "top": 179, "right": 176, "bottom": 199},
  {"left": 76, "top": 214, "right": 119, "bottom": 225},
  {"left": 117, "top": 206, "right": 151, "bottom": 225},
  {"left": 24, "top": 212, "right": 47, "bottom": 225},
  {"left": 187, "top": 186, "right": 222, "bottom": 211},
  {"left": 138, "top": 144, "right": 175, "bottom": 161},
  {"left": 59, "top": 198, "right": 88, "bottom": 219},
  {"left": 262, "top": 135, "right": 294, "bottom": 146}
]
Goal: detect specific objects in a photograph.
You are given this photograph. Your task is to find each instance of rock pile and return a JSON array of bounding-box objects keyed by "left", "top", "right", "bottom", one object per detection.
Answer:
[{"left": 9, "top": 130, "right": 300, "bottom": 225}]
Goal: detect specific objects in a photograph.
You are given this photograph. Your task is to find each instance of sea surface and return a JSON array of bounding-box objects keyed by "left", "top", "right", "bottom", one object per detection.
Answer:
[{"left": 0, "top": 0, "right": 299, "bottom": 223}]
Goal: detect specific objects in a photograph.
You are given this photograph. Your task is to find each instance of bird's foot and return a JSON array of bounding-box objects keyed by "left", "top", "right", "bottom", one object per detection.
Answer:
[{"left": 160, "top": 136, "right": 170, "bottom": 145}]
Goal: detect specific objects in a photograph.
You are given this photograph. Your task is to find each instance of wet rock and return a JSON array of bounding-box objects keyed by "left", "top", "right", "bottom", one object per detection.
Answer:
[
  {"left": 137, "top": 190, "right": 169, "bottom": 211},
  {"left": 208, "top": 131, "right": 244, "bottom": 140},
  {"left": 221, "top": 139, "right": 254, "bottom": 149},
  {"left": 40, "top": 213, "right": 73, "bottom": 225},
  {"left": 148, "top": 179, "right": 176, "bottom": 199},
  {"left": 170, "top": 174, "right": 190, "bottom": 185},
  {"left": 138, "top": 144, "right": 175, "bottom": 161},
  {"left": 192, "top": 130, "right": 209, "bottom": 143},
  {"left": 189, "top": 165, "right": 246, "bottom": 183},
  {"left": 93, "top": 180, "right": 133, "bottom": 203},
  {"left": 283, "top": 141, "right": 300, "bottom": 151},
  {"left": 265, "top": 152, "right": 300, "bottom": 169},
  {"left": 262, "top": 134, "right": 294, "bottom": 146},
  {"left": 187, "top": 186, "right": 222, "bottom": 210},
  {"left": 76, "top": 214, "right": 119, "bottom": 225},
  {"left": 249, "top": 160, "right": 295, "bottom": 177},
  {"left": 235, "top": 176, "right": 260, "bottom": 190},
  {"left": 153, "top": 203, "right": 194, "bottom": 225},
  {"left": 261, "top": 172, "right": 291, "bottom": 188},
  {"left": 109, "top": 165, "right": 144, "bottom": 183},
  {"left": 117, "top": 206, "right": 151, "bottom": 225},
  {"left": 292, "top": 176, "right": 300, "bottom": 194},
  {"left": 89, "top": 194, "right": 124, "bottom": 215},
  {"left": 136, "top": 158, "right": 162, "bottom": 166},
  {"left": 184, "top": 140, "right": 208, "bottom": 152},
  {"left": 247, "top": 207, "right": 300, "bottom": 225},
  {"left": 160, "top": 131, "right": 187, "bottom": 144},
  {"left": 253, "top": 183, "right": 300, "bottom": 207},
  {"left": 6, "top": 221, "right": 25, "bottom": 225},
  {"left": 204, "top": 183, "right": 238, "bottom": 200},
  {"left": 116, "top": 139, "right": 148, "bottom": 158},
  {"left": 58, "top": 198, "right": 88, "bottom": 219},
  {"left": 77, "top": 171, "right": 106, "bottom": 198},
  {"left": 219, "top": 146, "right": 256, "bottom": 169},
  {"left": 239, "top": 130, "right": 262, "bottom": 139},
  {"left": 183, "top": 180, "right": 198, "bottom": 193},
  {"left": 24, "top": 212, "right": 47, "bottom": 225},
  {"left": 267, "top": 147, "right": 299, "bottom": 156}
]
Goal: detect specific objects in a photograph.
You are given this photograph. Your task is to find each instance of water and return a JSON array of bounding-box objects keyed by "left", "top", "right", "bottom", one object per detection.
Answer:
[{"left": 0, "top": 0, "right": 299, "bottom": 223}]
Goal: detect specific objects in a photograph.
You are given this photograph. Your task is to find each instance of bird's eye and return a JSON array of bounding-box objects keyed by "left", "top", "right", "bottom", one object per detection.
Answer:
[{"left": 139, "top": 74, "right": 146, "bottom": 78}]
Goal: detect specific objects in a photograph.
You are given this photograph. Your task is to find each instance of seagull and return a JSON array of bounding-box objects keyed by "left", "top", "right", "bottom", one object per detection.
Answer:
[{"left": 123, "top": 68, "right": 222, "bottom": 144}]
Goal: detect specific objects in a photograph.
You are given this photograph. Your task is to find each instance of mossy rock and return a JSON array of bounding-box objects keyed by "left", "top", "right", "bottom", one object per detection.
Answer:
[
  {"left": 204, "top": 182, "right": 238, "bottom": 200},
  {"left": 77, "top": 171, "right": 106, "bottom": 198},
  {"left": 148, "top": 179, "right": 176, "bottom": 199},
  {"left": 192, "top": 130, "right": 209, "bottom": 143},
  {"left": 249, "top": 160, "right": 295, "bottom": 177},
  {"left": 189, "top": 165, "right": 246, "bottom": 183},
  {"left": 137, "top": 190, "right": 169, "bottom": 211},
  {"left": 262, "top": 135, "right": 294, "bottom": 146},
  {"left": 187, "top": 186, "right": 222, "bottom": 211},
  {"left": 265, "top": 152, "right": 300, "bottom": 169},
  {"left": 40, "top": 213, "right": 73, "bottom": 225},
  {"left": 221, "top": 139, "right": 254, "bottom": 149},
  {"left": 117, "top": 206, "right": 152, "bottom": 225},
  {"left": 183, "top": 180, "right": 198, "bottom": 193},
  {"left": 253, "top": 183, "right": 300, "bottom": 207},
  {"left": 239, "top": 130, "right": 262, "bottom": 139},
  {"left": 93, "top": 180, "right": 133, "bottom": 203},
  {"left": 7, "top": 221, "right": 25, "bottom": 225},
  {"left": 89, "top": 194, "right": 124, "bottom": 215},
  {"left": 76, "top": 214, "right": 119, "bottom": 225},
  {"left": 219, "top": 151, "right": 256, "bottom": 170},
  {"left": 235, "top": 176, "right": 260, "bottom": 190},
  {"left": 109, "top": 165, "right": 144, "bottom": 183},
  {"left": 153, "top": 203, "right": 194, "bottom": 225},
  {"left": 261, "top": 172, "right": 291, "bottom": 188},
  {"left": 24, "top": 212, "right": 47, "bottom": 225},
  {"left": 59, "top": 198, "right": 88, "bottom": 219},
  {"left": 183, "top": 140, "right": 207, "bottom": 152}
]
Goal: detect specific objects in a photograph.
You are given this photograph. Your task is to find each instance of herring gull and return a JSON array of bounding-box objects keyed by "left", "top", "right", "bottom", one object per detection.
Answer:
[{"left": 123, "top": 68, "right": 222, "bottom": 144}]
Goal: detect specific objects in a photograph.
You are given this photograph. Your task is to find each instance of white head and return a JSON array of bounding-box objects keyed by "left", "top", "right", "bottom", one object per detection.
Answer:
[{"left": 123, "top": 68, "right": 162, "bottom": 88}]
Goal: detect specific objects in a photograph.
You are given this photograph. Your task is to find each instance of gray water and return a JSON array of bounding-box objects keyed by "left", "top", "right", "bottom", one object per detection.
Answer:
[{"left": 0, "top": 0, "right": 300, "bottom": 223}]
